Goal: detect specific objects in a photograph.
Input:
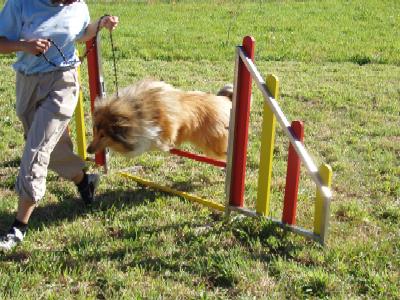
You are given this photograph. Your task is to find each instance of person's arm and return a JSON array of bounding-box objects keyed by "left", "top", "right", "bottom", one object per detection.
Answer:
[
  {"left": 76, "top": 15, "right": 119, "bottom": 43},
  {"left": 0, "top": 37, "right": 51, "bottom": 55}
]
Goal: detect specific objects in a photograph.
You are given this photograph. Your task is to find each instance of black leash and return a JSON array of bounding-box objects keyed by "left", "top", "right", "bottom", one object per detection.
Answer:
[
  {"left": 78, "top": 14, "right": 108, "bottom": 62},
  {"left": 108, "top": 30, "right": 119, "bottom": 97},
  {"left": 38, "top": 38, "right": 68, "bottom": 67},
  {"left": 38, "top": 14, "right": 120, "bottom": 97}
]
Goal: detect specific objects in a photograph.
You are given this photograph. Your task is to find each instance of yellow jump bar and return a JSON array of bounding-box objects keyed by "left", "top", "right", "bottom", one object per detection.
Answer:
[{"left": 119, "top": 172, "right": 226, "bottom": 212}]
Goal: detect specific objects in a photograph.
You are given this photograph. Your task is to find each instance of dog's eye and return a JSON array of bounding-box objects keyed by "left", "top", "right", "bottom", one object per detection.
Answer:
[{"left": 112, "top": 125, "right": 127, "bottom": 136}]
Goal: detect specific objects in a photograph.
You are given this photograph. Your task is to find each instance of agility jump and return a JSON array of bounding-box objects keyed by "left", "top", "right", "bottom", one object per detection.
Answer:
[{"left": 75, "top": 35, "right": 333, "bottom": 245}]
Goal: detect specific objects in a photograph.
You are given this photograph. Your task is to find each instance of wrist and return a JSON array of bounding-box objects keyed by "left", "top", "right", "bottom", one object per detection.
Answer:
[{"left": 15, "top": 40, "right": 26, "bottom": 52}]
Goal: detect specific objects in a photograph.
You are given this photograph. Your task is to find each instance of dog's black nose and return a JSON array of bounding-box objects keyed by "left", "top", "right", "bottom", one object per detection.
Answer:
[{"left": 87, "top": 145, "right": 94, "bottom": 154}]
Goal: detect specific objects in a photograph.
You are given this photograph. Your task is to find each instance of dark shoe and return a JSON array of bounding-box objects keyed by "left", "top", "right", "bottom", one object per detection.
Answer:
[{"left": 77, "top": 173, "right": 100, "bottom": 205}]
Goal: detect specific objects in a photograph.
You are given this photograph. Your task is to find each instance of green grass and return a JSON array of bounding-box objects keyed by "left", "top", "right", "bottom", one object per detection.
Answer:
[{"left": 0, "top": 0, "right": 399, "bottom": 298}]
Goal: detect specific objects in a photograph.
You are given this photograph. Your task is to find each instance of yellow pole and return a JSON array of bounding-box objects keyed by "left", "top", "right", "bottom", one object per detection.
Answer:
[
  {"left": 256, "top": 74, "right": 279, "bottom": 215},
  {"left": 119, "top": 172, "right": 226, "bottom": 212},
  {"left": 313, "top": 164, "right": 333, "bottom": 235},
  {"left": 74, "top": 65, "right": 87, "bottom": 161}
]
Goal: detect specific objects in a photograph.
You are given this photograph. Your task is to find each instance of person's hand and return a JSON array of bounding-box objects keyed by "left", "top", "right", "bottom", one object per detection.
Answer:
[
  {"left": 22, "top": 39, "right": 51, "bottom": 56},
  {"left": 100, "top": 16, "right": 119, "bottom": 32}
]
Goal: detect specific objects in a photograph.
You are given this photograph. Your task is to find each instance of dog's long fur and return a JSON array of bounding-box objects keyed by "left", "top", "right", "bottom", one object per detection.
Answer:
[{"left": 87, "top": 79, "right": 233, "bottom": 159}]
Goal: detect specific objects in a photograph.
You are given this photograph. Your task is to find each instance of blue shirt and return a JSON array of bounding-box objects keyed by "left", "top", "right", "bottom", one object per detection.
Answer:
[{"left": 0, "top": 0, "right": 90, "bottom": 75}]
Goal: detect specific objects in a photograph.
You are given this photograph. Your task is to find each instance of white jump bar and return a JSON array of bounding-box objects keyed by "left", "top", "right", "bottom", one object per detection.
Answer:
[{"left": 238, "top": 48, "right": 332, "bottom": 203}]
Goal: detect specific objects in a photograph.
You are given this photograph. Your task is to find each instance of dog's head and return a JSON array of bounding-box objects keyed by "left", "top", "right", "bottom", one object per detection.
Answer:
[
  {"left": 87, "top": 95, "right": 162, "bottom": 157},
  {"left": 87, "top": 97, "right": 137, "bottom": 155}
]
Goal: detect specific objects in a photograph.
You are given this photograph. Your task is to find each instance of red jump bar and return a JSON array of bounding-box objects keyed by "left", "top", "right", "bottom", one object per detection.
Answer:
[{"left": 169, "top": 148, "right": 226, "bottom": 168}]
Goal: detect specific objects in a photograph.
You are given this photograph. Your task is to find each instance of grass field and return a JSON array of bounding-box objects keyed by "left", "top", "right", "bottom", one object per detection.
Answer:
[{"left": 0, "top": 0, "right": 399, "bottom": 298}]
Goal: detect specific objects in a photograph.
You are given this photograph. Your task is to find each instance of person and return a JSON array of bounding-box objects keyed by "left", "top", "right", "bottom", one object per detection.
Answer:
[{"left": 0, "top": 0, "right": 119, "bottom": 251}]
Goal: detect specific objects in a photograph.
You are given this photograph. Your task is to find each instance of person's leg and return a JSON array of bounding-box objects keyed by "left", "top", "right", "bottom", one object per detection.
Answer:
[
  {"left": 0, "top": 105, "right": 72, "bottom": 251},
  {"left": 1, "top": 72, "right": 39, "bottom": 251},
  {"left": 72, "top": 172, "right": 84, "bottom": 185},
  {"left": 1, "top": 69, "right": 85, "bottom": 251},
  {"left": 49, "top": 128, "right": 100, "bottom": 204},
  {"left": 49, "top": 129, "right": 85, "bottom": 180},
  {"left": 0, "top": 197, "right": 35, "bottom": 251},
  {"left": 16, "top": 198, "right": 36, "bottom": 224}
]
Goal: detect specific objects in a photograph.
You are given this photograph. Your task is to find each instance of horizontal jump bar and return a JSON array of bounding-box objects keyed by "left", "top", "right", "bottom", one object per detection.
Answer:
[
  {"left": 119, "top": 172, "right": 323, "bottom": 243},
  {"left": 229, "top": 206, "right": 322, "bottom": 243},
  {"left": 119, "top": 172, "right": 226, "bottom": 212},
  {"left": 237, "top": 47, "right": 332, "bottom": 202},
  {"left": 170, "top": 148, "right": 226, "bottom": 168}
]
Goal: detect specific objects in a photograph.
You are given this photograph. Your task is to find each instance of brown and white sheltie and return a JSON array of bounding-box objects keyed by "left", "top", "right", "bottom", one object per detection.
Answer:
[{"left": 87, "top": 79, "right": 233, "bottom": 160}]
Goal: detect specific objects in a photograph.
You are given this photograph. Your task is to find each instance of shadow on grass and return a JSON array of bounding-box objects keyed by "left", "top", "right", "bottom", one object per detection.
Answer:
[
  {"left": 0, "top": 185, "right": 158, "bottom": 235},
  {"left": 0, "top": 158, "right": 20, "bottom": 191},
  {"left": 0, "top": 158, "right": 21, "bottom": 168},
  {"left": 0, "top": 181, "right": 306, "bottom": 291},
  {"left": 107, "top": 218, "right": 303, "bottom": 289},
  {"left": 65, "top": 212, "right": 303, "bottom": 290}
]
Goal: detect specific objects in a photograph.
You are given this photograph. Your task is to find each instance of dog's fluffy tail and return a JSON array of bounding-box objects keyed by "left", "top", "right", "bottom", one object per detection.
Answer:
[{"left": 217, "top": 84, "right": 233, "bottom": 100}]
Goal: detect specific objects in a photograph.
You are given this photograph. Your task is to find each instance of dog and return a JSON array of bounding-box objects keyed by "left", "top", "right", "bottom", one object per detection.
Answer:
[{"left": 87, "top": 79, "right": 233, "bottom": 160}]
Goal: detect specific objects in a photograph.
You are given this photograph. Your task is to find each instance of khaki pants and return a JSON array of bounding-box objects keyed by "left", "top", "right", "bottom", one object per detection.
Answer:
[{"left": 15, "top": 69, "right": 85, "bottom": 203}]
